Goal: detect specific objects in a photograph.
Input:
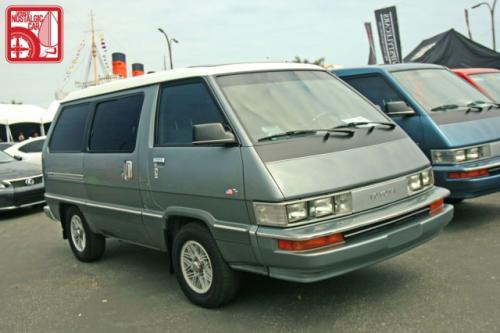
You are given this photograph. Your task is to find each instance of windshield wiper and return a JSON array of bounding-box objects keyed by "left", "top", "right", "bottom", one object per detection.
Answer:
[
  {"left": 430, "top": 104, "right": 483, "bottom": 113},
  {"left": 467, "top": 100, "right": 500, "bottom": 111},
  {"left": 465, "top": 102, "right": 484, "bottom": 113},
  {"left": 257, "top": 128, "right": 354, "bottom": 142},
  {"left": 431, "top": 104, "right": 461, "bottom": 112},
  {"left": 332, "top": 121, "right": 396, "bottom": 131}
]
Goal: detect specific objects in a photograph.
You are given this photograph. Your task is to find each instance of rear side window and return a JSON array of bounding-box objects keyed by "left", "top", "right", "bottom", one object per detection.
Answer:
[
  {"left": 156, "top": 80, "right": 225, "bottom": 146},
  {"left": 19, "top": 139, "right": 45, "bottom": 153},
  {"left": 343, "top": 75, "right": 403, "bottom": 112},
  {"left": 89, "top": 94, "right": 144, "bottom": 152},
  {"left": 43, "top": 122, "right": 51, "bottom": 135},
  {"left": 50, "top": 104, "right": 90, "bottom": 152}
]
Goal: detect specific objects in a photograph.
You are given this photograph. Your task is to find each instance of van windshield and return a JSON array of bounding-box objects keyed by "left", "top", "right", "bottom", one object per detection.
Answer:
[
  {"left": 470, "top": 72, "right": 500, "bottom": 102},
  {"left": 392, "top": 69, "right": 493, "bottom": 112},
  {"left": 215, "top": 70, "right": 387, "bottom": 142}
]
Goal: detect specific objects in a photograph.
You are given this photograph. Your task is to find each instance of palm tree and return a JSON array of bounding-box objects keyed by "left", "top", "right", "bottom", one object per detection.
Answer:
[{"left": 293, "top": 56, "right": 326, "bottom": 66}]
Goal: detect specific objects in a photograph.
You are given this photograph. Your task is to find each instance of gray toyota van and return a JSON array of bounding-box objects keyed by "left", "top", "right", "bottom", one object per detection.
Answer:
[{"left": 42, "top": 63, "right": 453, "bottom": 307}]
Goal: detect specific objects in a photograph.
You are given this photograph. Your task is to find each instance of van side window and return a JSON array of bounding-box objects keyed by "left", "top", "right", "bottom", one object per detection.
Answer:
[
  {"left": 343, "top": 76, "right": 403, "bottom": 112},
  {"left": 89, "top": 94, "right": 144, "bottom": 153},
  {"left": 156, "top": 80, "right": 225, "bottom": 146},
  {"left": 49, "top": 104, "right": 90, "bottom": 152}
]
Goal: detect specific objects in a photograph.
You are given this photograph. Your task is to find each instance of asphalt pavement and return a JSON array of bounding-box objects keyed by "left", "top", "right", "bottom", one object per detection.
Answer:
[{"left": 0, "top": 194, "right": 499, "bottom": 333}]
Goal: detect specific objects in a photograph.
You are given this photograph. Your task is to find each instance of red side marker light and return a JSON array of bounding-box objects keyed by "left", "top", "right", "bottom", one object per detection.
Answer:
[
  {"left": 429, "top": 198, "right": 444, "bottom": 216},
  {"left": 278, "top": 233, "right": 344, "bottom": 251},
  {"left": 448, "top": 169, "right": 489, "bottom": 179}
]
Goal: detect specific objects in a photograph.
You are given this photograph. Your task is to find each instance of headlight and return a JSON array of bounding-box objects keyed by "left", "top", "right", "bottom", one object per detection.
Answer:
[
  {"left": 408, "top": 174, "right": 422, "bottom": 191},
  {"left": 466, "top": 147, "right": 480, "bottom": 160},
  {"left": 432, "top": 145, "right": 490, "bottom": 164},
  {"left": 0, "top": 181, "right": 10, "bottom": 189},
  {"left": 421, "top": 169, "right": 433, "bottom": 186},
  {"left": 407, "top": 168, "right": 434, "bottom": 194},
  {"left": 334, "top": 192, "right": 352, "bottom": 214},
  {"left": 254, "top": 204, "right": 288, "bottom": 227},
  {"left": 286, "top": 202, "right": 308, "bottom": 223},
  {"left": 254, "top": 192, "right": 353, "bottom": 227},
  {"left": 309, "top": 197, "right": 333, "bottom": 218}
]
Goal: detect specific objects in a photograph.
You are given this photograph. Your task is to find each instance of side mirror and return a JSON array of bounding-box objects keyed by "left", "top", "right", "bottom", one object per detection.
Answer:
[
  {"left": 193, "top": 123, "right": 237, "bottom": 146},
  {"left": 385, "top": 101, "right": 416, "bottom": 116},
  {"left": 14, "top": 155, "right": 23, "bottom": 161}
]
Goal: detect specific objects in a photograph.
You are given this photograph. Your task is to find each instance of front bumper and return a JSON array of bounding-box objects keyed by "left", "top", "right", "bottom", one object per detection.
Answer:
[
  {"left": 44, "top": 204, "right": 57, "bottom": 221},
  {"left": 0, "top": 183, "right": 45, "bottom": 211},
  {"left": 433, "top": 156, "right": 500, "bottom": 199},
  {"left": 253, "top": 186, "right": 452, "bottom": 283}
]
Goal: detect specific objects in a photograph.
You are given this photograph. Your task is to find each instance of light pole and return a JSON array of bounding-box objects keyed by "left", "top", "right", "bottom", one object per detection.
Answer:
[
  {"left": 472, "top": 0, "right": 498, "bottom": 50},
  {"left": 158, "top": 28, "right": 178, "bottom": 70}
]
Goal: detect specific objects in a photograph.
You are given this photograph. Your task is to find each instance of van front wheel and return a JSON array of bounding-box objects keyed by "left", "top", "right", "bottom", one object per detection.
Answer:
[
  {"left": 172, "top": 223, "right": 239, "bottom": 308},
  {"left": 66, "top": 207, "right": 105, "bottom": 262}
]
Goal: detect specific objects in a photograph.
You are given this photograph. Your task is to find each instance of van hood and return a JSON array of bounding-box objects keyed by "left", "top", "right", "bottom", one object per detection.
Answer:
[
  {"left": 255, "top": 132, "right": 429, "bottom": 199},
  {"left": 431, "top": 111, "right": 500, "bottom": 147}
]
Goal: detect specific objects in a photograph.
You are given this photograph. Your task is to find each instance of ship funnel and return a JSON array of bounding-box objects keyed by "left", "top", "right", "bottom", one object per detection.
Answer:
[
  {"left": 112, "top": 52, "right": 127, "bottom": 78},
  {"left": 132, "top": 63, "right": 144, "bottom": 77}
]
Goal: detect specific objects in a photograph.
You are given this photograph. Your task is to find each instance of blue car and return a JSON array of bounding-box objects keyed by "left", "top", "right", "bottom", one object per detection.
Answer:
[{"left": 335, "top": 64, "right": 500, "bottom": 202}]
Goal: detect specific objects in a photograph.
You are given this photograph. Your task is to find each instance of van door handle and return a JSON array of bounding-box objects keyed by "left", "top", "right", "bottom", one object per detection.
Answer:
[
  {"left": 123, "top": 160, "right": 133, "bottom": 181},
  {"left": 153, "top": 157, "right": 165, "bottom": 166}
]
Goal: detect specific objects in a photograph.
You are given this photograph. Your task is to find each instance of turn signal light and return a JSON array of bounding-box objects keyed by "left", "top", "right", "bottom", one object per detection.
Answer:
[
  {"left": 278, "top": 233, "right": 344, "bottom": 251},
  {"left": 429, "top": 198, "right": 444, "bottom": 216},
  {"left": 448, "top": 169, "right": 489, "bottom": 179}
]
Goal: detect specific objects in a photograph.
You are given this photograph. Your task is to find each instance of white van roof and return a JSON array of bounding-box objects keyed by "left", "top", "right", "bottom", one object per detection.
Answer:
[
  {"left": 0, "top": 104, "right": 47, "bottom": 125},
  {"left": 62, "top": 62, "right": 322, "bottom": 103}
]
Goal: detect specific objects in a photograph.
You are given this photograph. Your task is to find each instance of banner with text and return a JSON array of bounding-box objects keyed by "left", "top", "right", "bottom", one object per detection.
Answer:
[{"left": 374, "top": 6, "right": 402, "bottom": 64}]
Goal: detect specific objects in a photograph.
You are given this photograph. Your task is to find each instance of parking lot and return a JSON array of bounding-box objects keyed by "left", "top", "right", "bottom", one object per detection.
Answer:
[{"left": 0, "top": 194, "right": 498, "bottom": 333}]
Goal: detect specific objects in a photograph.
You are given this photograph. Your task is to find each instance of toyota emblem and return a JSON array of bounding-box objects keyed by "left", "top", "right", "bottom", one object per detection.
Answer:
[{"left": 25, "top": 178, "right": 35, "bottom": 186}]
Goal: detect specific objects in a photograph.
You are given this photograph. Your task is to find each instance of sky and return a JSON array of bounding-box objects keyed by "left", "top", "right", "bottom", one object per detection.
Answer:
[{"left": 0, "top": 0, "right": 497, "bottom": 107}]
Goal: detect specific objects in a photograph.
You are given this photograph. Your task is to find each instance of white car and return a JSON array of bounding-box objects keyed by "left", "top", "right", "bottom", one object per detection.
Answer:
[{"left": 5, "top": 136, "right": 46, "bottom": 166}]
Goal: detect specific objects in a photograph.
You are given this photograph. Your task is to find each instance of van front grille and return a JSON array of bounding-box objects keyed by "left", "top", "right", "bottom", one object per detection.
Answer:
[
  {"left": 8, "top": 175, "right": 43, "bottom": 188},
  {"left": 343, "top": 208, "right": 429, "bottom": 241}
]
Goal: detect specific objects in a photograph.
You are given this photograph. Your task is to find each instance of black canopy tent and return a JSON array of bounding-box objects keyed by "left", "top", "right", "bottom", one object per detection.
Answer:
[{"left": 404, "top": 29, "right": 500, "bottom": 69}]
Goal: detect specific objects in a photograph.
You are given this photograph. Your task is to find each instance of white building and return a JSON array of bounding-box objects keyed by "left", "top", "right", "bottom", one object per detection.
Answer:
[{"left": 0, "top": 103, "right": 56, "bottom": 142}]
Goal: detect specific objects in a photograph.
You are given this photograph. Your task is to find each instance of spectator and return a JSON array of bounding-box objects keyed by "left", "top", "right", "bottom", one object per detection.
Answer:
[{"left": 18, "top": 132, "right": 25, "bottom": 141}]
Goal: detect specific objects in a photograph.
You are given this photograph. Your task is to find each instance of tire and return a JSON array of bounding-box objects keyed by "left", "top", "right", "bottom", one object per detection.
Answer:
[
  {"left": 172, "top": 223, "right": 239, "bottom": 308},
  {"left": 65, "top": 207, "right": 105, "bottom": 262}
]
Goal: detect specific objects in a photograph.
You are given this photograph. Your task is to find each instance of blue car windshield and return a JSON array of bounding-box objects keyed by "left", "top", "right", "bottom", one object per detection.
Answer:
[
  {"left": 216, "top": 70, "right": 388, "bottom": 142},
  {"left": 392, "top": 68, "right": 493, "bottom": 112}
]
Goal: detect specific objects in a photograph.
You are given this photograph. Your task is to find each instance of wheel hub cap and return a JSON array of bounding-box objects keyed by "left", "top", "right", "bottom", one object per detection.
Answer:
[
  {"left": 70, "top": 215, "right": 86, "bottom": 252},
  {"left": 180, "top": 240, "right": 213, "bottom": 294}
]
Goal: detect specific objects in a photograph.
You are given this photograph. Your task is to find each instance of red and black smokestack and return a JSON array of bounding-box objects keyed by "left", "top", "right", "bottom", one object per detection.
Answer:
[
  {"left": 112, "top": 52, "right": 127, "bottom": 78},
  {"left": 132, "top": 63, "right": 144, "bottom": 77}
]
